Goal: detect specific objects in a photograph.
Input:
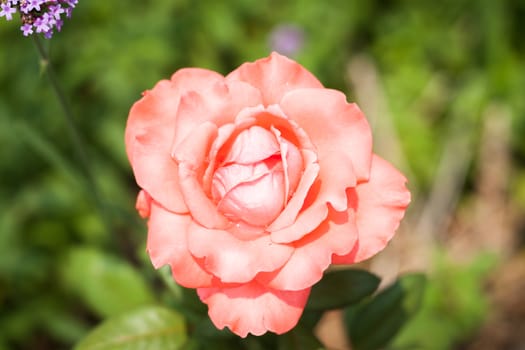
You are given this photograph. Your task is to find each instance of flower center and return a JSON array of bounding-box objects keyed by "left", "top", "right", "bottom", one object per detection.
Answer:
[{"left": 211, "top": 126, "right": 286, "bottom": 227}]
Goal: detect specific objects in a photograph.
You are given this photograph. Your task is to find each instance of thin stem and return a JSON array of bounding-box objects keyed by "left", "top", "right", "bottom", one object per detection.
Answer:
[{"left": 32, "top": 35, "right": 110, "bottom": 234}]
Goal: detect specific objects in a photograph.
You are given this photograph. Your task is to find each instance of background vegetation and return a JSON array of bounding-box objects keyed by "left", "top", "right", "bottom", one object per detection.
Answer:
[{"left": 1, "top": 0, "right": 524, "bottom": 349}]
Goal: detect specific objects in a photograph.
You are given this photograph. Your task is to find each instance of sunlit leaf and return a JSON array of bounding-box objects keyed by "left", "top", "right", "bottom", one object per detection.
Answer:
[
  {"left": 61, "top": 247, "right": 155, "bottom": 318},
  {"left": 75, "top": 306, "right": 186, "bottom": 350}
]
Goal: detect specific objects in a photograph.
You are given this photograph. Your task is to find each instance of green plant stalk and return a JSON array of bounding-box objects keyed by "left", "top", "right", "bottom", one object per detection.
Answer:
[{"left": 32, "top": 35, "right": 110, "bottom": 234}]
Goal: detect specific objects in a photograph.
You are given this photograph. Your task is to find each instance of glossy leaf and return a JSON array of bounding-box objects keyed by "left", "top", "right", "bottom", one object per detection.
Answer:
[
  {"left": 75, "top": 306, "right": 186, "bottom": 350},
  {"left": 278, "top": 326, "right": 325, "bottom": 350},
  {"left": 298, "top": 309, "right": 324, "bottom": 331},
  {"left": 61, "top": 247, "right": 155, "bottom": 318},
  {"left": 306, "top": 269, "right": 380, "bottom": 310},
  {"left": 345, "top": 273, "right": 427, "bottom": 350}
]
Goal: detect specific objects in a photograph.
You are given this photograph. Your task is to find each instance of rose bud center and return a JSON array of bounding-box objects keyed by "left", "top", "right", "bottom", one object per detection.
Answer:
[{"left": 211, "top": 125, "right": 300, "bottom": 227}]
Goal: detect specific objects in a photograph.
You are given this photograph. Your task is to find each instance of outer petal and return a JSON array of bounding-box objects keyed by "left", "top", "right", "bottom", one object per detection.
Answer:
[
  {"left": 173, "top": 122, "right": 230, "bottom": 229},
  {"left": 333, "top": 155, "right": 411, "bottom": 264},
  {"left": 202, "top": 123, "right": 236, "bottom": 193},
  {"left": 270, "top": 151, "right": 356, "bottom": 244},
  {"left": 270, "top": 185, "right": 329, "bottom": 244},
  {"left": 258, "top": 203, "right": 358, "bottom": 291},
  {"left": 125, "top": 69, "right": 224, "bottom": 213},
  {"left": 187, "top": 222, "right": 294, "bottom": 283},
  {"left": 280, "top": 88, "right": 372, "bottom": 183},
  {"left": 131, "top": 128, "right": 188, "bottom": 213},
  {"left": 147, "top": 202, "right": 214, "bottom": 288},
  {"left": 125, "top": 68, "right": 223, "bottom": 163},
  {"left": 197, "top": 281, "right": 310, "bottom": 337},
  {"left": 268, "top": 149, "right": 319, "bottom": 231},
  {"left": 226, "top": 52, "right": 323, "bottom": 106},
  {"left": 272, "top": 128, "right": 303, "bottom": 200},
  {"left": 271, "top": 89, "right": 373, "bottom": 243},
  {"left": 135, "top": 190, "right": 152, "bottom": 219},
  {"left": 173, "top": 80, "right": 262, "bottom": 149}
]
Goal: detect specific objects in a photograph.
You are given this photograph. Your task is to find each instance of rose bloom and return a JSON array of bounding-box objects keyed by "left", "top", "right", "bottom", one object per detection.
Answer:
[{"left": 125, "top": 53, "right": 410, "bottom": 337}]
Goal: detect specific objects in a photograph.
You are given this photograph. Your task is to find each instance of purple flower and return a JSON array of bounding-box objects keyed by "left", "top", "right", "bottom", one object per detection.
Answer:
[
  {"left": 48, "top": 4, "right": 64, "bottom": 20},
  {"left": 0, "top": 3, "right": 17, "bottom": 21},
  {"left": 26, "top": 0, "right": 44, "bottom": 12},
  {"left": 55, "top": 18, "right": 63, "bottom": 31},
  {"left": 1, "top": 0, "right": 80, "bottom": 38},
  {"left": 21, "top": 22, "right": 34, "bottom": 36},
  {"left": 34, "top": 16, "right": 50, "bottom": 33}
]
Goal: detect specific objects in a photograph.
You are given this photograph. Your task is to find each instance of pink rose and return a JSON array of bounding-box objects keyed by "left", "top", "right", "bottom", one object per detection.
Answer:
[{"left": 125, "top": 53, "right": 410, "bottom": 337}]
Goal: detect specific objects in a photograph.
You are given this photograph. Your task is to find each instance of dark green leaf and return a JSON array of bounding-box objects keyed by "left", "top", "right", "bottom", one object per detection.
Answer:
[
  {"left": 278, "top": 326, "right": 325, "bottom": 350},
  {"left": 74, "top": 306, "right": 186, "bottom": 350},
  {"left": 298, "top": 309, "right": 324, "bottom": 330},
  {"left": 346, "top": 273, "right": 426, "bottom": 350},
  {"left": 306, "top": 269, "right": 380, "bottom": 310}
]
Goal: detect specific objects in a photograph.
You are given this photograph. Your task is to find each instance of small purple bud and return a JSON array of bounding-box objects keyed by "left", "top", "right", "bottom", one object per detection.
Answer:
[{"left": 269, "top": 25, "right": 305, "bottom": 57}]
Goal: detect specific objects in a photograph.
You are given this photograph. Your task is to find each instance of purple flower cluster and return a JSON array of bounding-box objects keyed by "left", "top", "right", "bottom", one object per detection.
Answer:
[{"left": 0, "top": 0, "right": 78, "bottom": 38}]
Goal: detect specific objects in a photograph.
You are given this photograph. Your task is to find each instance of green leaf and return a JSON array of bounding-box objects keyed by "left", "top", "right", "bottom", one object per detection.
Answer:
[
  {"left": 278, "top": 326, "right": 325, "bottom": 350},
  {"left": 346, "top": 273, "right": 427, "bottom": 350},
  {"left": 75, "top": 306, "right": 186, "bottom": 350},
  {"left": 61, "top": 247, "right": 155, "bottom": 318},
  {"left": 306, "top": 269, "right": 380, "bottom": 310},
  {"left": 298, "top": 309, "right": 324, "bottom": 330}
]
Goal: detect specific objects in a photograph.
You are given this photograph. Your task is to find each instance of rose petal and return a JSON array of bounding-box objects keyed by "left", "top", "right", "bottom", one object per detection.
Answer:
[
  {"left": 197, "top": 281, "right": 310, "bottom": 337},
  {"left": 125, "top": 80, "right": 173, "bottom": 165},
  {"left": 270, "top": 197, "right": 329, "bottom": 244},
  {"left": 226, "top": 52, "right": 323, "bottom": 106},
  {"left": 173, "top": 80, "right": 262, "bottom": 149},
  {"left": 187, "top": 222, "right": 294, "bottom": 283},
  {"left": 169, "top": 68, "right": 225, "bottom": 91},
  {"left": 218, "top": 170, "right": 285, "bottom": 227},
  {"left": 222, "top": 126, "right": 280, "bottom": 165},
  {"left": 280, "top": 88, "right": 373, "bottom": 183},
  {"left": 131, "top": 128, "right": 186, "bottom": 213},
  {"left": 267, "top": 152, "right": 319, "bottom": 232},
  {"left": 233, "top": 104, "right": 317, "bottom": 155},
  {"left": 271, "top": 127, "right": 303, "bottom": 200},
  {"left": 135, "top": 190, "right": 152, "bottom": 219},
  {"left": 173, "top": 122, "right": 229, "bottom": 229},
  {"left": 258, "top": 206, "right": 358, "bottom": 291},
  {"left": 126, "top": 68, "right": 224, "bottom": 162},
  {"left": 333, "top": 155, "right": 411, "bottom": 264},
  {"left": 315, "top": 151, "right": 357, "bottom": 211},
  {"left": 227, "top": 105, "right": 322, "bottom": 233},
  {"left": 270, "top": 152, "right": 356, "bottom": 243},
  {"left": 203, "top": 123, "right": 236, "bottom": 194},
  {"left": 125, "top": 69, "right": 224, "bottom": 213},
  {"left": 212, "top": 162, "right": 270, "bottom": 200},
  {"left": 147, "top": 202, "right": 214, "bottom": 288}
]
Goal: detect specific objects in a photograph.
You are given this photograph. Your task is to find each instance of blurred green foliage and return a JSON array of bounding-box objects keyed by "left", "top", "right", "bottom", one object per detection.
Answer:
[
  {"left": 1, "top": 0, "right": 524, "bottom": 349},
  {"left": 392, "top": 252, "right": 498, "bottom": 349},
  {"left": 345, "top": 273, "right": 427, "bottom": 350}
]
